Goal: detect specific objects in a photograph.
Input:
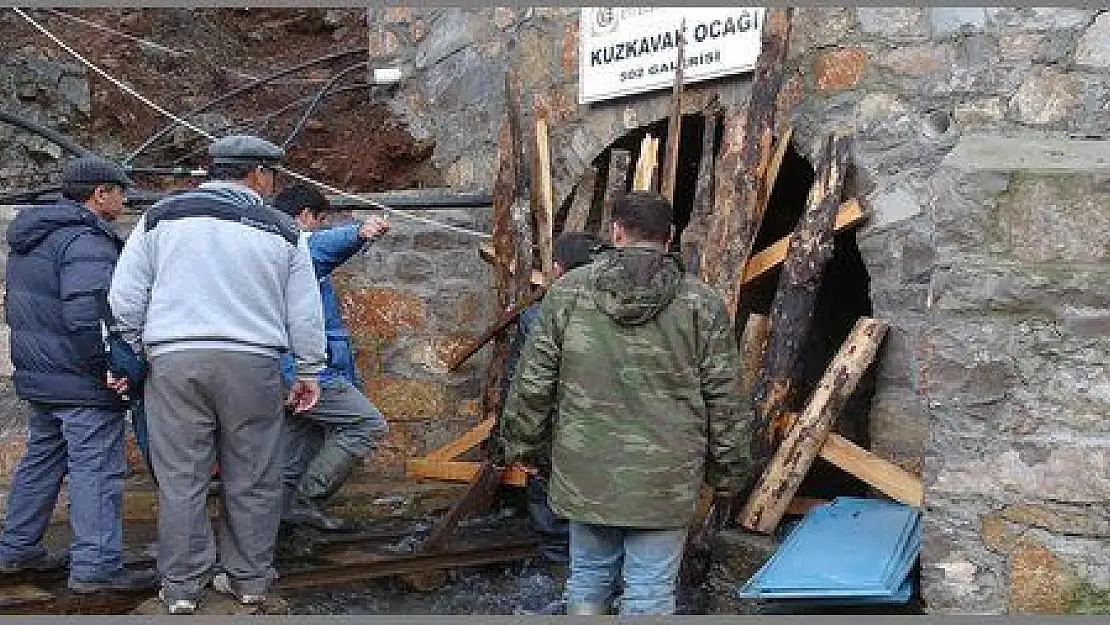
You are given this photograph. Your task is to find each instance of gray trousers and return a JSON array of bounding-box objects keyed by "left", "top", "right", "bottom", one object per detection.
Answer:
[
  {"left": 282, "top": 379, "right": 388, "bottom": 493},
  {"left": 146, "top": 349, "right": 283, "bottom": 600}
]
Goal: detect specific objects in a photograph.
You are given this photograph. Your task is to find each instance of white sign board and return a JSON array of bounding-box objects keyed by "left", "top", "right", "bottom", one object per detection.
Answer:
[{"left": 579, "top": 7, "right": 765, "bottom": 105}]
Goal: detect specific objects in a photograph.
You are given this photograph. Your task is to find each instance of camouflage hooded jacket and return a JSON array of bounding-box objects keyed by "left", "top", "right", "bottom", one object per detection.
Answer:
[{"left": 501, "top": 244, "right": 754, "bottom": 528}]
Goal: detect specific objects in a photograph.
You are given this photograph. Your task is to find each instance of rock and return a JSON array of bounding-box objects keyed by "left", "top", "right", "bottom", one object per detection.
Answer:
[
  {"left": 1009, "top": 68, "right": 1079, "bottom": 126},
  {"left": 789, "top": 8, "right": 855, "bottom": 55},
  {"left": 953, "top": 97, "right": 1007, "bottom": 127},
  {"left": 877, "top": 43, "right": 955, "bottom": 76},
  {"left": 58, "top": 75, "right": 91, "bottom": 116},
  {"left": 1076, "top": 12, "right": 1110, "bottom": 68},
  {"left": 1009, "top": 540, "right": 1077, "bottom": 614},
  {"left": 996, "top": 174, "right": 1110, "bottom": 263},
  {"left": 393, "top": 252, "right": 436, "bottom": 283},
  {"left": 812, "top": 47, "right": 868, "bottom": 93},
  {"left": 856, "top": 8, "right": 928, "bottom": 38},
  {"left": 930, "top": 8, "right": 987, "bottom": 36}
]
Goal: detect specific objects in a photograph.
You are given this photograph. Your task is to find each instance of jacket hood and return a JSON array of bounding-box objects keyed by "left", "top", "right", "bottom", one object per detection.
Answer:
[
  {"left": 592, "top": 244, "right": 683, "bottom": 327},
  {"left": 7, "top": 200, "right": 106, "bottom": 254}
]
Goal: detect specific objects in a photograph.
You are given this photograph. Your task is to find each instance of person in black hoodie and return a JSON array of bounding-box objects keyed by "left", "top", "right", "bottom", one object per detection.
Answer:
[{"left": 0, "top": 157, "right": 155, "bottom": 593}]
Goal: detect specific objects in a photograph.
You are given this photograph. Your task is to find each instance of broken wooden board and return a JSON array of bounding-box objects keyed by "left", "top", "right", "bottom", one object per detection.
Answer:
[
  {"left": 633, "top": 134, "right": 659, "bottom": 192},
  {"left": 740, "top": 198, "right": 865, "bottom": 285},
  {"left": 741, "top": 317, "right": 889, "bottom": 534},
  {"left": 680, "top": 103, "right": 721, "bottom": 274},
  {"left": 407, "top": 459, "right": 528, "bottom": 487}
]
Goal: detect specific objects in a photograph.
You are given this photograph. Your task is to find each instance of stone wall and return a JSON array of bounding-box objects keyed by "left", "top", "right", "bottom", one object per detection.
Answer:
[{"left": 366, "top": 7, "right": 1110, "bottom": 614}]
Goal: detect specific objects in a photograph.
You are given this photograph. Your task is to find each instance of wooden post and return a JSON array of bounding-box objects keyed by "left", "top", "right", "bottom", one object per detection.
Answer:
[
  {"left": 506, "top": 71, "right": 534, "bottom": 305},
  {"left": 563, "top": 166, "right": 597, "bottom": 233},
  {"left": 740, "top": 317, "right": 889, "bottom": 533},
  {"left": 533, "top": 103, "right": 554, "bottom": 281},
  {"left": 701, "top": 8, "right": 793, "bottom": 319},
  {"left": 599, "top": 148, "right": 630, "bottom": 241},
  {"left": 633, "top": 134, "right": 658, "bottom": 192},
  {"left": 659, "top": 18, "right": 686, "bottom": 204},
  {"left": 739, "top": 313, "right": 771, "bottom": 401},
  {"left": 740, "top": 199, "right": 864, "bottom": 285},
  {"left": 752, "top": 132, "right": 852, "bottom": 456},
  {"left": 681, "top": 103, "right": 721, "bottom": 275}
]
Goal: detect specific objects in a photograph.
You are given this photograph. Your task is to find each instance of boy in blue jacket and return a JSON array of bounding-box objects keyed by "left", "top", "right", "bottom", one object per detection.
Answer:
[{"left": 273, "top": 184, "right": 389, "bottom": 531}]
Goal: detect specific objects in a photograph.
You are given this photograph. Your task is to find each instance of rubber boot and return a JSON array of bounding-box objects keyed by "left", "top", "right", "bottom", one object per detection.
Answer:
[
  {"left": 567, "top": 601, "right": 608, "bottom": 615},
  {"left": 292, "top": 444, "right": 360, "bottom": 532}
]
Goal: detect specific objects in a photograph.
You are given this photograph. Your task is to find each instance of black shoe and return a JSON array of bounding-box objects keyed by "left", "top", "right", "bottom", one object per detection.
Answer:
[
  {"left": 0, "top": 551, "right": 69, "bottom": 573},
  {"left": 68, "top": 567, "right": 158, "bottom": 594},
  {"left": 285, "top": 495, "right": 347, "bottom": 532}
]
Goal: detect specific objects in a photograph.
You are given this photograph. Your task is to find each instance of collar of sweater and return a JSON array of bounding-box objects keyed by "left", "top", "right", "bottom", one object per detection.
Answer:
[{"left": 199, "top": 180, "right": 264, "bottom": 205}]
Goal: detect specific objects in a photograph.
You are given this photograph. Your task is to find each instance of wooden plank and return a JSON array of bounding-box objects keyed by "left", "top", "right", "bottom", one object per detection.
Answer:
[
  {"left": 680, "top": 103, "right": 721, "bottom": 275},
  {"left": 509, "top": 71, "right": 535, "bottom": 307},
  {"left": 632, "top": 134, "right": 654, "bottom": 192},
  {"left": 701, "top": 8, "right": 793, "bottom": 318},
  {"left": 446, "top": 288, "right": 546, "bottom": 372},
  {"left": 760, "top": 123, "right": 793, "bottom": 211},
  {"left": 425, "top": 418, "right": 496, "bottom": 461},
  {"left": 784, "top": 496, "right": 829, "bottom": 516},
  {"left": 563, "top": 166, "right": 597, "bottom": 233},
  {"left": 740, "top": 198, "right": 865, "bottom": 285},
  {"left": 533, "top": 104, "right": 555, "bottom": 281},
  {"left": 659, "top": 19, "right": 686, "bottom": 204},
  {"left": 818, "top": 430, "right": 924, "bottom": 507},
  {"left": 740, "top": 317, "right": 889, "bottom": 534},
  {"left": 751, "top": 132, "right": 852, "bottom": 455},
  {"left": 407, "top": 459, "right": 528, "bottom": 487},
  {"left": 420, "top": 460, "right": 502, "bottom": 553},
  {"left": 599, "top": 148, "right": 630, "bottom": 240},
  {"left": 697, "top": 106, "right": 745, "bottom": 286}
]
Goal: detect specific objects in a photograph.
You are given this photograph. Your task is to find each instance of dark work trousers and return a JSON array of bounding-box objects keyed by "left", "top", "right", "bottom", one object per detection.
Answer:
[
  {"left": 282, "top": 379, "right": 387, "bottom": 493},
  {"left": 146, "top": 349, "right": 283, "bottom": 601},
  {"left": 0, "top": 405, "right": 126, "bottom": 582}
]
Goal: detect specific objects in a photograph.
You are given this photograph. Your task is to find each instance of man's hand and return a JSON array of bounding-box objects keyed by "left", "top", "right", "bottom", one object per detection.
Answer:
[
  {"left": 359, "top": 216, "right": 391, "bottom": 239},
  {"left": 286, "top": 377, "right": 321, "bottom": 413},
  {"left": 106, "top": 372, "right": 129, "bottom": 397}
]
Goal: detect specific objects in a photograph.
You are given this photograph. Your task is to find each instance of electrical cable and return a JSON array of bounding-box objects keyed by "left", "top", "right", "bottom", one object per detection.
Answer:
[
  {"left": 281, "top": 60, "right": 368, "bottom": 149},
  {"left": 122, "top": 47, "right": 367, "bottom": 166},
  {"left": 12, "top": 8, "right": 491, "bottom": 239}
]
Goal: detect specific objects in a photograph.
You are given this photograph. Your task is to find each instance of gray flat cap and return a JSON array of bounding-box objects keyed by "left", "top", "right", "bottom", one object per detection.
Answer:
[
  {"left": 61, "top": 156, "right": 132, "bottom": 187},
  {"left": 208, "top": 135, "right": 284, "bottom": 165}
]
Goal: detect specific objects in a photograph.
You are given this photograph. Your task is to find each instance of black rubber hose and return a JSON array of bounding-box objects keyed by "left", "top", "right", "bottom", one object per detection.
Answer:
[
  {"left": 0, "top": 109, "right": 94, "bottom": 157},
  {"left": 169, "top": 82, "right": 370, "bottom": 167},
  {"left": 281, "top": 60, "right": 369, "bottom": 149},
  {"left": 122, "top": 47, "right": 367, "bottom": 166}
]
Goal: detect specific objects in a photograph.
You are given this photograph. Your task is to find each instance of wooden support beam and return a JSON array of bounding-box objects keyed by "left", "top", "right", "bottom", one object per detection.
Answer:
[
  {"left": 739, "top": 313, "right": 771, "bottom": 401},
  {"left": 760, "top": 123, "right": 793, "bottom": 211},
  {"left": 752, "top": 132, "right": 852, "bottom": 455},
  {"left": 740, "top": 317, "right": 889, "bottom": 534},
  {"left": 698, "top": 107, "right": 745, "bottom": 287},
  {"left": 633, "top": 134, "right": 658, "bottom": 192},
  {"left": 818, "top": 430, "right": 923, "bottom": 507},
  {"left": 680, "top": 103, "right": 721, "bottom": 275},
  {"left": 701, "top": 8, "right": 793, "bottom": 318},
  {"left": 740, "top": 198, "right": 865, "bottom": 285},
  {"left": 446, "top": 288, "right": 545, "bottom": 372},
  {"left": 407, "top": 459, "right": 528, "bottom": 487},
  {"left": 533, "top": 104, "right": 555, "bottom": 281},
  {"left": 599, "top": 148, "right": 630, "bottom": 240},
  {"left": 563, "top": 166, "right": 597, "bottom": 233},
  {"left": 659, "top": 18, "right": 686, "bottom": 204},
  {"left": 424, "top": 418, "right": 495, "bottom": 461}
]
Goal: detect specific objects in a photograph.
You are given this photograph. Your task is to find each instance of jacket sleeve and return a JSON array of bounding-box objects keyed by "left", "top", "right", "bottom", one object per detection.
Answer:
[
  {"left": 109, "top": 215, "right": 154, "bottom": 352},
  {"left": 59, "top": 230, "right": 117, "bottom": 367},
  {"left": 307, "top": 223, "right": 366, "bottom": 277},
  {"left": 286, "top": 234, "right": 327, "bottom": 379},
  {"left": 699, "top": 295, "right": 755, "bottom": 494},
  {"left": 500, "top": 291, "right": 564, "bottom": 466}
]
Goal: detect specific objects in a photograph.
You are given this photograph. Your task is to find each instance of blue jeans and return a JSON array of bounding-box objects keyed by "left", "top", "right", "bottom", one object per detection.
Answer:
[
  {"left": 566, "top": 521, "right": 687, "bottom": 615},
  {"left": 0, "top": 405, "right": 126, "bottom": 582}
]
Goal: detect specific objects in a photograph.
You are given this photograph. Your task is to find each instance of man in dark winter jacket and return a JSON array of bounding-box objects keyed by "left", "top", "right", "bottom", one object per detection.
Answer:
[
  {"left": 501, "top": 192, "right": 753, "bottom": 615},
  {"left": 0, "top": 157, "right": 156, "bottom": 593},
  {"left": 272, "top": 184, "right": 389, "bottom": 532}
]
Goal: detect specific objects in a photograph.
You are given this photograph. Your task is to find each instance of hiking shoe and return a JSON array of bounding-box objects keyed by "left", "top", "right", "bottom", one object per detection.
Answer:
[
  {"left": 0, "top": 551, "right": 68, "bottom": 573},
  {"left": 68, "top": 567, "right": 158, "bottom": 593},
  {"left": 212, "top": 572, "right": 265, "bottom": 605},
  {"left": 159, "top": 588, "right": 198, "bottom": 615}
]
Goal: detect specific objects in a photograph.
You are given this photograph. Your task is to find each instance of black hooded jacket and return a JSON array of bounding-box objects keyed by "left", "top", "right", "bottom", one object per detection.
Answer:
[{"left": 5, "top": 199, "right": 124, "bottom": 408}]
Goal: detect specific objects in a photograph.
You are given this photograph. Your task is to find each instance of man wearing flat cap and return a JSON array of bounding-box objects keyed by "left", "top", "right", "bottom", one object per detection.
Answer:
[
  {"left": 110, "top": 135, "right": 326, "bottom": 614},
  {"left": 1, "top": 156, "right": 157, "bottom": 592}
]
